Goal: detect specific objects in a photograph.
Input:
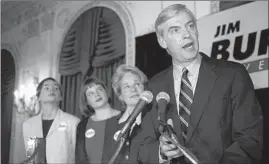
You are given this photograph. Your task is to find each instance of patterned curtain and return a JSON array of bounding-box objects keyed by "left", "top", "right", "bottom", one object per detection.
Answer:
[
  {"left": 59, "top": 7, "right": 126, "bottom": 116},
  {"left": 60, "top": 73, "right": 82, "bottom": 117},
  {"left": 59, "top": 20, "right": 81, "bottom": 75},
  {"left": 59, "top": 8, "right": 103, "bottom": 117},
  {"left": 86, "top": 8, "right": 126, "bottom": 110}
]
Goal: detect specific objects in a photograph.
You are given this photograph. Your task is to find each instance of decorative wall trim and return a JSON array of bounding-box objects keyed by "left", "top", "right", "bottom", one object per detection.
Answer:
[
  {"left": 1, "top": 43, "right": 20, "bottom": 88},
  {"left": 56, "top": 8, "right": 71, "bottom": 29},
  {"left": 1, "top": 1, "right": 59, "bottom": 33},
  {"left": 56, "top": 0, "right": 136, "bottom": 73}
]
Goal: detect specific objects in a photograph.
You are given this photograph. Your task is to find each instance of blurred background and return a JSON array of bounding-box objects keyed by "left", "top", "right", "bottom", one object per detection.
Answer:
[{"left": 1, "top": 1, "right": 268, "bottom": 163}]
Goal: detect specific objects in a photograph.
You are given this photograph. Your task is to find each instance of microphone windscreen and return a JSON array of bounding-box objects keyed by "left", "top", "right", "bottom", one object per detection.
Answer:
[
  {"left": 167, "top": 118, "right": 174, "bottom": 128},
  {"left": 156, "top": 92, "right": 170, "bottom": 103},
  {"left": 140, "top": 91, "right": 153, "bottom": 103}
]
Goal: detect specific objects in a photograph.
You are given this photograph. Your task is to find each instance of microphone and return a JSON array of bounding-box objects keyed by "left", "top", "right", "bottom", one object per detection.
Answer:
[
  {"left": 156, "top": 92, "right": 170, "bottom": 133},
  {"left": 167, "top": 119, "right": 199, "bottom": 164},
  {"left": 117, "top": 91, "right": 153, "bottom": 140}
]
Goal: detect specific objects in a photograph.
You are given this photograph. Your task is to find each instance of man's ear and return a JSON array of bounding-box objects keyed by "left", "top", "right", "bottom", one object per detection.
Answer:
[{"left": 157, "top": 35, "right": 167, "bottom": 49}]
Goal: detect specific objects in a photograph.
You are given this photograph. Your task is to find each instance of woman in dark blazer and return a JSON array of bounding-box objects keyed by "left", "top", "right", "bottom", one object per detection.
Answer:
[{"left": 110, "top": 64, "right": 153, "bottom": 164}]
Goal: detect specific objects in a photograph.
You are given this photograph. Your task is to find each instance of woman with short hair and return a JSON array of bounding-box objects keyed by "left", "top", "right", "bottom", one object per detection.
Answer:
[{"left": 110, "top": 64, "right": 152, "bottom": 164}]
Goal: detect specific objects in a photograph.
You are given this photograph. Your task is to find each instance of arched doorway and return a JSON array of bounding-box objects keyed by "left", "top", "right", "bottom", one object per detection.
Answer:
[
  {"left": 1, "top": 49, "right": 16, "bottom": 164},
  {"left": 58, "top": 6, "right": 127, "bottom": 117}
]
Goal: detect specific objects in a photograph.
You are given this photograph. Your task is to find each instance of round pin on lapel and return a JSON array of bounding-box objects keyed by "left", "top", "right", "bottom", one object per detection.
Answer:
[
  {"left": 85, "top": 128, "right": 95, "bottom": 138},
  {"left": 58, "top": 122, "right": 67, "bottom": 131}
]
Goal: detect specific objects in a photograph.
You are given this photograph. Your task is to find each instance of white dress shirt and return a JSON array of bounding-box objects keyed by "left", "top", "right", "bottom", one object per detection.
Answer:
[
  {"left": 159, "top": 54, "right": 202, "bottom": 163},
  {"left": 118, "top": 110, "right": 142, "bottom": 134},
  {"left": 172, "top": 54, "right": 202, "bottom": 116}
]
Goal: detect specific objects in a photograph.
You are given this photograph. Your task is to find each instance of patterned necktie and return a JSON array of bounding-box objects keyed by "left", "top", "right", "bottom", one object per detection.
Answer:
[{"left": 178, "top": 67, "right": 193, "bottom": 141}]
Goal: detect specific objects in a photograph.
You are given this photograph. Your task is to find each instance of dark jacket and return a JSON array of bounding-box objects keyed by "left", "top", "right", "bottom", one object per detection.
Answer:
[
  {"left": 75, "top": 107, "right": 152, "bottom": 164},
  {"left": 139, "top": 53, "right": 263, "bottom": 164}
]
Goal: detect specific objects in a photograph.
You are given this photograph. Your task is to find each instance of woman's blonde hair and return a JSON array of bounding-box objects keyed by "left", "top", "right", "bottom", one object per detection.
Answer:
[{"left": 112, "top": 64, "right": 148, "bottom": 98}]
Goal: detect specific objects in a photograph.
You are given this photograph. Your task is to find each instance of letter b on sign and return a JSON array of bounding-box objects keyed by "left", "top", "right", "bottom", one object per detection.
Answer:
[{"left": 211, "top": 39, "right": 230, "bottom": 60}]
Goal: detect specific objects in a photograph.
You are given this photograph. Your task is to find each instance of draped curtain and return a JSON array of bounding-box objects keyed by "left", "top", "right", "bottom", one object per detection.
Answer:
[
  {"left": 60, "top": 73, "right": 82, "bottom": 117},
  {"left": 59, "top": 8, "right": 103, "bottom": 117},
  {"left": 59, "top": 7, "right": 126, "bottom": 116},
  {"left": 86, "top": 8, "right": 126, "bottom": 110}
]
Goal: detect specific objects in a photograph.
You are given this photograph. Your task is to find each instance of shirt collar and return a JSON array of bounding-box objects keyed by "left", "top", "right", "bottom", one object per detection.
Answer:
[
  {"left": 173, "top": 54, "right": 202, "bottom": 80},
  {"left": 118, "top": 111, "right": 142, "bottom": 125}
]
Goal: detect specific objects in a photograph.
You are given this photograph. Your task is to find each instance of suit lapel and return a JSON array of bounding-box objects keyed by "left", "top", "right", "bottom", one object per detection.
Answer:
[
  {"left": 46, "top": 109, "right": 63, "bottom": 137},
  {"left": 186, "top": 54, "right": 217, "bottom": 144},
  {"left": 33, "top": 114, "right": 43, "bottom": 138}
]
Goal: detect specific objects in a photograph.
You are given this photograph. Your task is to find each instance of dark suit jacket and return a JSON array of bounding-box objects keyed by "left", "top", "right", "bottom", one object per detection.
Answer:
[{"left": 138, "top": 53, "right": 263, "bottom": 164}]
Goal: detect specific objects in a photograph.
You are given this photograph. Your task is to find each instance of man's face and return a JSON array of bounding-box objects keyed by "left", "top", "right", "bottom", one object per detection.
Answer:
[{"left": 158, "top": 11, "right": 199, "bottom": 64}]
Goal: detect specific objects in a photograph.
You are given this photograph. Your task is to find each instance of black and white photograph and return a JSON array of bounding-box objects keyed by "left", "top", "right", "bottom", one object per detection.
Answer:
[{"left": 1, "top": 1, "right": 268, "bottom": 164}]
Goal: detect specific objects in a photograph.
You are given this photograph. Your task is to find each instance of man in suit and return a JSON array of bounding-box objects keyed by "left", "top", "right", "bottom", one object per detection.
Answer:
[{"left": 138, "top": 4, "right": 263, "bottom": 164}]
